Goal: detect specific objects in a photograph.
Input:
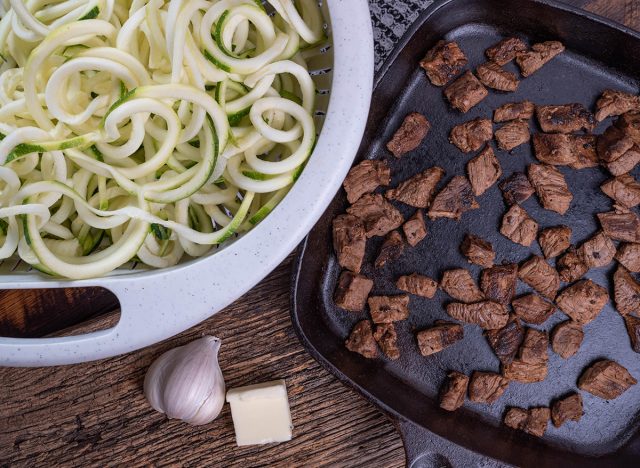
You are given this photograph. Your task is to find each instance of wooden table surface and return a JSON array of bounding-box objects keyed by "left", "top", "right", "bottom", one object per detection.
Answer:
[{"left": 1, "top": 1, "right": 638, "bottom": 466}]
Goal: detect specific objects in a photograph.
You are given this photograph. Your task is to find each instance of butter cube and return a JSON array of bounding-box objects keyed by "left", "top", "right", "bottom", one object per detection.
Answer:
[{"left": 226, "top": 379, "right": 293, "bottom": 446}]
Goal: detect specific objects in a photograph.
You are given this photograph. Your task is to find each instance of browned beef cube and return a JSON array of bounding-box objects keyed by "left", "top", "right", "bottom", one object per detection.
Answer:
[
  {"left": 503, "top": 359, "right": 547, "bottom": 383},
  {"left": 333, "top": 214, "right": 366, "bottom": 273},
  {"left": 499, "top": 172, "right": 534, "bottom": 205},
  {"left": 485, "top": 37, "right": 528, "bottom": 65},
  {"left": 605, "top": 146, "right": 640, "bottom": 176},
  {"left": 533, "top": 133, "right": 578, "bottom": 166},
  {"left": 444, "top": 71, "right": 488, "bottom": 113},
  {"left": 345, "top": 320, "right": 378, "bottom": 358},
  {"left": 485, "top": 316, "right": 524, "bottom": 364},
  {"left": 441, "top": 268, "right": 485, "bottom": 303},
  {"left": 556, "top": 279, "right": 609, "bottom": 325},
  {"left": 386, "top": 112, "right": 431, "bottom": 158},
  {"left": 504, "top": 407, "right": 550, "bottom": 437},
  {"left": 347, "top": 193, "right": 404, "bottom": 238},
  {"left": 500, "top": 204, "right": 538, "bottom": 246},
  {"left": 396, "top": 273, "right": 438, "bottom": 298},
  {"left": 386, "top": 166, "right": 445, "bottom": 208},
  {"left": 515, "top": 40, "right": 565, "bottom": 77},
  {"left": 374, "top": 323, "right": 400, "bottom": 360},
  {"left": 446, "top": 301, "right": 509, "bottom": 330},
  {"left": 536, "top": 103, "right": 595, "bottom": 134},
  {"left": 468, "top": 372, "right": 509, "bottom": 403},
  {"left": 494, "top": 100, "right": 535, "bottom": 122},
  {"left": 480, "top": 264, "right": 518, "bottom": 305},
  {"left": 578, "top": 360, "right": 637, "bottom": 399},
  {"left": 495, "top": 120, "right": 530, "bottom": 151},
  {"left": 539, "top": 225, "right": 571, "bottom": 258},
  {"left": 601, "top": 174, "right": 640, "bottom": 208},
  {"left": 343, "top": 160, "right": 391, "bottom": 203},
  {"left": 613, "top": 265, "right": 640, "bottom": 316},
  {"left": 460, "top": 233, "right": 495, "bottom": 268},
  {"left": 449, "top": 118, "right": 493, "bottom": 153},
  {"left": 616, "top": 242, "right": 640, "bottom": 272},
  {"left": 616, "top": 110, "right": 640, "bottom": 143},
  {"left": 579, "top": 231, "right": 616, "bottom": 268},
  {"left": 428, "top": 176, "right": 479, "bottom": 220},
  {"left": 467, "top": 145, "right": 502, "bottom": 196},
  {"left": 375, "top": 230, "right": 405, "bottom": 268},
  {"left": 439, "top": 371, "right": 469, "bottom": 411},
  {"left": 551, "top": 320, "right": 583, "bottom": 359},
  {"left": 512, "top": 294, "right": 555, "bottom": 324},
  {"left": 416, "top": 321, "right": 464, "bottom": 356},
  {"left": 476, "top": 62, "right": 519, "bottom": 92},
  {"left": 419, "top": 40, "right": 468, "bottom": 86},
  {"left": 334, "top": 271, "right": 374, "bottom": 312},
  {"left": 597, "top": 125, "right": 635, "bottom": 163},
  {"left": 551, "top": 393, "right": 583, "bottom": 427},
  {"left": 503, "top": 328, "right": 549, "bottom": 383},
  {"left": 368, "top": 295, "right": 410, "bottom": 323},
  {"left": 624, "top": 315, "right": 640, "bottom": 353},
  {"left": 519, "top": 328, "right": 549, "bottom": 364},
  {"left": 598, "top": 209, "right": 640, "bottom": 242},
  {"left": 569, "top": 135, "right": 599, "bottom": 169},
  {"left": 557, "top": 248, "right": 589, "bottom": 283},
  {"left": 595, "top": 89, "right": 640, "bottom": 122},
  {"left": 403, "top": 210, "right": 427, "bottom": 247},
  {"left": 528, "top": 163, "right": 573, "bottom": 214}
]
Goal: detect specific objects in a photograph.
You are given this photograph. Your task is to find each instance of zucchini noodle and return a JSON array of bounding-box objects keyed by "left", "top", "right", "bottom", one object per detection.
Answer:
[{"left": 0, "top": 0, "right": 324, "bottom": 279}]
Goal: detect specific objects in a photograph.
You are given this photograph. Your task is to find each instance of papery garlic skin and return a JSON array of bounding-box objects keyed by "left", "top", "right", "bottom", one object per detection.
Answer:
[{"left": 144, "top": 336, "right": 225, "bottom": 425}]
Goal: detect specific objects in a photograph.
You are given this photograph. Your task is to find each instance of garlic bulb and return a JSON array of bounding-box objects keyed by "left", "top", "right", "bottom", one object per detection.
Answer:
[{"left": 144, "top": 335, "right": 225, "bottom": 425}]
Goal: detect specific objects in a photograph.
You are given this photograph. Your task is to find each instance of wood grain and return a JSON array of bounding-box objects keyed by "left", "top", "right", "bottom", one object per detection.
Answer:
[{"left": 0, "top": 1, "right": 637, "bottom": 467}]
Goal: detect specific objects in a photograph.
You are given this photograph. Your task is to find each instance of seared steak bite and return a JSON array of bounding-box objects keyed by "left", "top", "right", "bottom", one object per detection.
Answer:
[
  {"left": 512, "top": 294, "right": 555, "bottom": 324},
  {"left": 569, "top": 135, "right": 599, "bottom": 169},
  {"left": 556, "top": 279, "right": 609, "bottom": 325},
  {"left": 345, "top": 320, "right": 378, "bottom": 358},
  {"left": 528, "top": 163, "right": 573, "bottom": 215},
  {"left": 494, "top": 100, "right": 535, "bottom": 122},
  {"left": 551, "top": 393, "right": 583, "bottom": 428},
  {"left": 533, "top": 133, "right": 579, "bottom": 166},
  {"left": 449, "top": 118, "right": 493, "bottom": 153},
  {"left": 595, "top": 89, "right": 640, "bottom": 122},
  {"left": 515, "top": 40, "right": 565, "bottom": 77},
  {"left": 597, "top": 126, "right": 635, "bottom": 163},
  {"left": 504, "top": 407, "right": 550, "bottom": 437},
  {"left": 502, "top": 357, "right": 547, "bottom": 383},
  {"left": 468, "top": 371, "right": 509, "bottom": 403},
  {"left": 551, "top": 320, "right": 584, "bottom": 358},
  {"left": 616, "top": 110, "right": 640, "bottom": 143},
  {"left": 578, "top": 360, "right": 637, "bottom": 399},
  {"left": 485, "top": 316, "right": 524, "bottom": 364},
  {"left": 397, "top": 273, "right": 438, "bottom": 298},
  {"left": 557, "top": 248, "right": 589, "bottom": 283},
  {"left": 375, "top": 230, "right": 405, "bottom": 268},
  {"left": 499, "top": 172, "right": 534, "bottom": 205},
  {"left": 495, "top": 120, "right": 530, "bottom": 151},
  {"left": 500, "top": 204, "right": 538, "bottom": 247},
  {"left": 441, "top": 268, "right": 485, "bottom": 303},
  {"left": 428, "top": 176, "right": 479, "bottom": 220},
  {"left": 624, "top": 314, "right": 640, "bottom": 352},
  {"left": 481, "top": 264, "right": 518, "bottom": 305},
  {"left": 368, "top": 295, "right": 410, "bottom": 323},
  {"left": 486, "top": 37, "right": 528, "bottom": 65},
  {"left": 519, "top": 328, "right": 549, "bottom": 364},
  {"left": 386, "top": 112, "right": 431, "bottom": 158},
  {"left": 503, "top": 328, "right": 549, "bottom": 383},
  {"left": 416, "top": 321, "right": 464, "bottom": 356},
  {"left": 333, "top": 214, "right": 367, "bottom": 273},
  {"left": 446, "top": 301, "right": 509, "bottom": 329},
  {"left": 420, "top": 40, "right": 468, "bottom": 86},
  {"left": 467, "top": 145, "right": 502, "bottom": 196},
  {"left": 444, "top": 71, "right": 489, "bottom": 113},
  {"left": 605, "top": 145, "right": 640, "bottom": 176},
  {"left": 539, "top": 225, "right": 571, "bottom": 258},
  {"left": 386, "top": 166, "right": 445, "bottom": 208},
  {"left": 536, "top": 103, "right": 596, "bottom": 134},
  {"left": 579, "top": 231, "right": 616, "bottom": 268},
  {"left": 374, "top": 323, "right": 400, "bottom": 360},
  {"left": 347, "top": 193, "right": 404, "bottom": 238},
  {"left": 461, "top": 233, "right": 495, "bottom": 268},
  {"left": 439, "top": 371, "right": 469, "bottom": 411},
  {"left": 601, "top": 174, "right": 640, "bottom": 208},
  {"left": 334, "top": 271, "right": 374, "bottom": 312},
  {"left": 403, "top": 210, "right": 427, "bottom": 247},
  {"left": 343, "top": 160, "right": 391, "bottom": 203},
  {"left": 598, "top": 209, "right": 640, "bottom": 242},
  {"left": 476, "top": 62, "right": 519, "bottom": 92},
  {"left": 613, "top": 265, "right": 640, "bottom": 316},
  {"left": 616, "top": 242, "right": 640, "bottom": 272}
]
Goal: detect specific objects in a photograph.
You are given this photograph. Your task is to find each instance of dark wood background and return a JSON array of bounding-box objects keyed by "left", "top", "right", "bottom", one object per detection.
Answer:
[{"left": 1, "top": 1, "right": 637, "bottom": 466}]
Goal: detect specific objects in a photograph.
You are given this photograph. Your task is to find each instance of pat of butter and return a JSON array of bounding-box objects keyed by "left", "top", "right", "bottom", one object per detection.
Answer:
[{"left": 226, "top": 379, "right": 293, "bottom": 446}]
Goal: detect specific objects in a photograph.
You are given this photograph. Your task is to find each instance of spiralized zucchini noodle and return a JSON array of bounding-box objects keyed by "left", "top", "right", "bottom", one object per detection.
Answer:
[{"left": 0, "top": 0, "right": 324, "bottom": 279}]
